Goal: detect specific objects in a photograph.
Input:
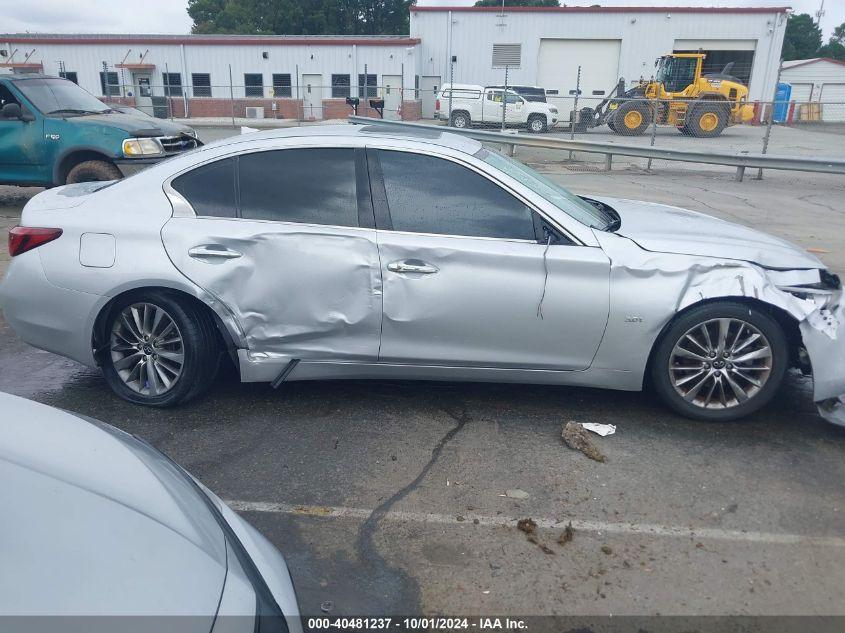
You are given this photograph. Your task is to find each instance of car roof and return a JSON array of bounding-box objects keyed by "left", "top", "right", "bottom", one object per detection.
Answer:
[{"left": 205, "top": 123, "right": 483, "bottom": 155}]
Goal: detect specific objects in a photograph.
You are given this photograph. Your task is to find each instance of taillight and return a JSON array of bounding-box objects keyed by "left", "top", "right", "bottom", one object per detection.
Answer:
[
  {"left": 436, "top": 99, "right": 440, "bottom": 111},
  {"left": 8, "top": 226, "right": 63, "bottom": 257}
]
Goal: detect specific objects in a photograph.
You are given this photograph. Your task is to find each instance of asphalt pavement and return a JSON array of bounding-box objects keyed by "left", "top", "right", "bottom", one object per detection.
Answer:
[{"left": 1, "top": 140, "right": 844, "bottom": 623}]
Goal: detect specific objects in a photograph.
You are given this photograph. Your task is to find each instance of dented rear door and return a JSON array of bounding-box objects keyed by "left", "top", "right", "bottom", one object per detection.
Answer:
[{"left": 161, "top": 147, "right": 382, "bottom": 363}]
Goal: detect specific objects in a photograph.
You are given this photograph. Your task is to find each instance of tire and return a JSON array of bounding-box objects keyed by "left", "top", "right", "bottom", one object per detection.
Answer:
[
  {"left": 612, "top": 101, "right": 651, "bottom": 136},
  {"left": 101, "top": 290, "right": 221, "bottom": 407},
  {"left": 449, "top": 111, "right": 471, "bottom": 129},
  {"left": 650, "top": 301, "right": 788, "bottom": 422},
  {"left": 527, "top": 114, "right": 547, "bottom": 133},
  {"left": 683, "top": 101, "right": 729, "bottom": 138},
  {"left": 65, "top": 159, "right": 122, "bottom": 185},
  {"left": 607, "top": 116, "right": 618, "bottom": 133}
]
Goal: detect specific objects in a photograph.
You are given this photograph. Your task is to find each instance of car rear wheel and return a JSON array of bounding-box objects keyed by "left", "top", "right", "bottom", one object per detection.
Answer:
[
  {"left": 449, "top": 111, "right": 470, "bottom": 129},
  {"left": 102, "top": 291, "right": 220, "bottom": 407},
  {"left": 527, "top": 114, "right": 547, "bottom": 133},
  {"left": 65, "top": 160, "right": 122, "bottom": 184},
  {"left": 651, "top": 302, "right": 788, "bottom": 421}
]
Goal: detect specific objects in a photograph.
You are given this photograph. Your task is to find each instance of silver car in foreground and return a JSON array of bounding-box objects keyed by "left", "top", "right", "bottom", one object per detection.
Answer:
[
  {"left": 1, "top": 124, "right": 842, "bottom": 422},
  {"left": 0, "top": 391, "right": 301, "bottom": 632}
]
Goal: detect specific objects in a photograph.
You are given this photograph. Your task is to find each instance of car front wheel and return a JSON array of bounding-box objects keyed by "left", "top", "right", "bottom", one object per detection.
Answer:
[
  {"left": 102, "top": 291, "right": 220, "bottom": 407},
  {"left": 651, "top": 302, "right": 788, "bottom": 421}
]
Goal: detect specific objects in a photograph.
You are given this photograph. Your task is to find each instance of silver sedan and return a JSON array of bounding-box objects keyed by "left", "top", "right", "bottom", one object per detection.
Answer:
[
  {"left": 0, "top": 391, "right": 301, "bottom": 631},
  {"left": 1, "top": 124, "right": 842, "bottom": 422}
]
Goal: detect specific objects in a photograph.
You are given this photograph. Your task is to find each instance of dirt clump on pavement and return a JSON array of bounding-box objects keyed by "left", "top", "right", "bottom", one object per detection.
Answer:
[
  {"left": 558, "top": 521, "right": 575, "bottom": 546},
  {"left": 562, "top": 422, "right": 606, "bottom": 462},
  {"left": 516, "top": 518, "right": 555, "bottom": 555}
]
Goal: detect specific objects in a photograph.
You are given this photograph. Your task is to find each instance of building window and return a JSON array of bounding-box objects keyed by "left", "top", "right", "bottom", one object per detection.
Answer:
[
  {"left": 331, "top": 74, "right": 351, "bottom": 99},
  {"left": 163, "top": 73, "right": 183, "bottom": 97},
  {"left": 358, "top": 74, "right": 377, "bottom": 98},
  {"left": 191, "top": 73, "right": 212, "bottom": 97},
  {"left": 244, "top": 73, "right": 263, "bottom": 97},
  {"left": 272, "top": 73, "right": 292, "bottom": 98},
  {"left": 59, "top": 71, "right": 78, "bottom": 84},
  {"left": 99, "top": 71, "right": 120, "bottom": 96}
]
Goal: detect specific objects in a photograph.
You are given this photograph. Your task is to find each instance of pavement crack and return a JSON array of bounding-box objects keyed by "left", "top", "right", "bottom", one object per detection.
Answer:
[{"left": 355, "top": 404, "right": 472, "bottom": 564}]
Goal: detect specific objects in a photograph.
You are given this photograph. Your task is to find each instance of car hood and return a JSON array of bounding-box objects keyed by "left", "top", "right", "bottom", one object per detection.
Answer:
[
  {"left": 74, "top": 112, "right": 194, "bottom": 136},
  {"left": 0, "top": 393, "right": 226, "bottom": 619},
  {"left": 593, "top": 196, "right": 824, "bottom": 270}
]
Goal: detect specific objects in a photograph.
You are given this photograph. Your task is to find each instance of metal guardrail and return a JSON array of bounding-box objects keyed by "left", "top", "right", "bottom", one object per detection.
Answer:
[{"left": 348, "top": 116, "right": 845, "bottom": 180}]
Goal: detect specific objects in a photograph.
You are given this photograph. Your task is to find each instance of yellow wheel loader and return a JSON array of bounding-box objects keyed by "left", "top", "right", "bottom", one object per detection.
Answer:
[{"left": 580, "top": 53, "right": 755, "bottom": 138}]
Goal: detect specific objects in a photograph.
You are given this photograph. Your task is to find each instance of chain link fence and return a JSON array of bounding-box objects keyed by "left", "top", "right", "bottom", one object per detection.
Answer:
[{"left": 94, "top": 78, "right": 845, "bottom": 176}]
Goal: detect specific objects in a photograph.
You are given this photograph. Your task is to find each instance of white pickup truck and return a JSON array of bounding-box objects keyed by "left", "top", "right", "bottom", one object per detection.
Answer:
[{"left": 434, "top": 83, "right": 558, "bottom": 133}]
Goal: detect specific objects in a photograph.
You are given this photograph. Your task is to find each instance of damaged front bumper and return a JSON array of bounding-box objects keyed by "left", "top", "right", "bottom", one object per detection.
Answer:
[
  {"left": 800, "top": 301, "right": 845, "bottom": 426},
  {"left": 769, "top": 269, "right": 845, "bottom": 426}
]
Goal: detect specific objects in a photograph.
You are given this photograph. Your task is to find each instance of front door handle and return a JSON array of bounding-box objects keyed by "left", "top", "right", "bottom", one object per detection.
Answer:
[
  {"left": 188, "top": 245, "right": 242, "bottom": 260},
  {"left": 387, "top": 259, "right": 439, "bottom": 275}
]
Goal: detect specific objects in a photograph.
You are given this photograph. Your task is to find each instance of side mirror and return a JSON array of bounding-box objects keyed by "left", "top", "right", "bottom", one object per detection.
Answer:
[{"left": 2, "top": 102, "right": 23, "bottom": 120}]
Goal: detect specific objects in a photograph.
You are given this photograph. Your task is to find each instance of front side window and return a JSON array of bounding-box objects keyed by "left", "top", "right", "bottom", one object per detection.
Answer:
[
  {"left": 238, "top": 149, "right": 357, "bottom": 227},
  {"left": 171, "top": 157, "right": 237, "bottom": 218},
  {"left": 377, "top": 150, "right": 535, "bottom": 240},
  {"left": 478, "top": 148, "right": 612, "bottom": 230}
]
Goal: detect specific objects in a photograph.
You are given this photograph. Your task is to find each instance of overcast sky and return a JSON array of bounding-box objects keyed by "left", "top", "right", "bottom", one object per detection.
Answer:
[{"left": 1, "top": 0, "right": 842, "bottom": 39}]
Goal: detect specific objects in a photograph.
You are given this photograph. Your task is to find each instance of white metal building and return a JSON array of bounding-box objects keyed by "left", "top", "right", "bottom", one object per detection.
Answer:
[
  {"left": 1, "top": 5, "right": 789, "bottom": 120},
  {"left": 781, "top": 58, "right": 845, "bottom": 122},
  {"left": 411, "top": 5, "right": 788, "bottom": 108}
]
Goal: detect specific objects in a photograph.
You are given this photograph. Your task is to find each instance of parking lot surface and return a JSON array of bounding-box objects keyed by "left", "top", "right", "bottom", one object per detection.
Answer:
[{"left": 1, "top": 145, "right": 844, "bottom": 619}]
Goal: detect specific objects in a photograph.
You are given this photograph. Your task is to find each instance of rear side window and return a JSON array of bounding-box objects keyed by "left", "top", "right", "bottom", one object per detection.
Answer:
[
  {"left": 377, "top": 150, "right": 535, "bottom": 240},
  {"left": 238, "top": 148, "right": 357, "bottom": 226},
  {"left": 171, "top": 157, "right": 237, "bottom": 218}
]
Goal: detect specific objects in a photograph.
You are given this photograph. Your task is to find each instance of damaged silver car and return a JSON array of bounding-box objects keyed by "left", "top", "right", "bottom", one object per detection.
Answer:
[{"left": 1, "top": 124, "right": 842, "bottom": 423}]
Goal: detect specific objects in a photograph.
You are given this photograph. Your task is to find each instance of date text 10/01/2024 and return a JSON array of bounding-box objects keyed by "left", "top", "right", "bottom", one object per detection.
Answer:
[{"left": 306, "top": 618, "right": 528, "bottom": 631}]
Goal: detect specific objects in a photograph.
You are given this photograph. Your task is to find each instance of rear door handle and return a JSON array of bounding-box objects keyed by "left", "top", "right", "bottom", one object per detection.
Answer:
[
  {"left": 387, "top": 259, "right": 439, "bottom": 275},
  {"left": 188, "top": 245, "right": 242, "bottom": 260}
]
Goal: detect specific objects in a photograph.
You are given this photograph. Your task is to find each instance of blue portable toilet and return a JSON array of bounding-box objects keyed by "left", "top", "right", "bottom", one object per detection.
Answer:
[{"left": 773, "top": 82, "right": 792, "bottom": 123}]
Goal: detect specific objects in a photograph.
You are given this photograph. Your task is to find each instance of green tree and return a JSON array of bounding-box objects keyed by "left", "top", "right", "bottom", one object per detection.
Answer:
[
  {"left": 782, "top": 13, "right": 822, "bottom": 60},
  {"left": 474, "top": 0, "right": 559, "bottom": 6},
  {"left": 188, "top": 0, "right": 413, "bottom": 35},
  {"left": 818, "top": 22, "right": 845, "bottom": 61}
]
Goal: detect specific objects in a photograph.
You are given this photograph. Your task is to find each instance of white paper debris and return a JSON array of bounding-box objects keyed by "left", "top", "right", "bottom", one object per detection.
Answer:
[
  {"left": 580, "top": 423, "right": 616, "bottom": 437},
  {"left": 240, "top": 126, "right": 260, "bottom": 134},
  {"left": 504, "top": 489, "right": 530, "bottom": 500}
]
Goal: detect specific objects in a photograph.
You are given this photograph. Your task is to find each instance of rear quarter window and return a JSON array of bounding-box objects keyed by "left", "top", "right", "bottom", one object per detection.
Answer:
[{"left": 171, "top": 157, "right": 237, "bottom": 218}]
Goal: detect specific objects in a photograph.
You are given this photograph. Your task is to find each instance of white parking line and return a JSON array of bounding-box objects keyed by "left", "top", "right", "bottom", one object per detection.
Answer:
[{"left": 225, "top": 499, "right": 845, "bottom": 548}]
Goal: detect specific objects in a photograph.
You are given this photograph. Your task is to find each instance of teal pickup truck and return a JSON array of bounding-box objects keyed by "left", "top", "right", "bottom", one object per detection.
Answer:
[{"left": 0, "top": 74, "right": 200, "bottom": 187}]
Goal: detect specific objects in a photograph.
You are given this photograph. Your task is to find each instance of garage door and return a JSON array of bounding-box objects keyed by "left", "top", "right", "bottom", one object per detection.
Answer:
[
  {"left": 536, "top": 39, "right": 621, "bottom": 106},
  {"left": 674, "top": 40, "right": 757, "bottom": 86},
  {"left": 789, "top": 83, "right": 813, "bottom": 103},
  {"left": 820, "top": 83, "right": 845, "bottom": 122}
]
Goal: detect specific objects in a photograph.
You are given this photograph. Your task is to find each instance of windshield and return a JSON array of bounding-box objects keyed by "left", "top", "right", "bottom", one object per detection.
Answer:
[
  {"left": 14, "top": 78, "right": 112, "bottom": 115},
  {"left": 477, "top": 148, "right": 613, "bottom": 229}
]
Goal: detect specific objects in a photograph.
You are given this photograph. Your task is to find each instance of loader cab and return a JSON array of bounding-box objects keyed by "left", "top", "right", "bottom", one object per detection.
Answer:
[{"left": 654, "top": 54, "right": 703, "bottom": 95}]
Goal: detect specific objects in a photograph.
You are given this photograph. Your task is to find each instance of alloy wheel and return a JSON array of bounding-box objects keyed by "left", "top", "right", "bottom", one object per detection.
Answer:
[
  {"left": 668, "top": 318, "right": 773, "bottom": 409},
  {"left": 110, "top": 302, "right": 185, "bottom": 396}
]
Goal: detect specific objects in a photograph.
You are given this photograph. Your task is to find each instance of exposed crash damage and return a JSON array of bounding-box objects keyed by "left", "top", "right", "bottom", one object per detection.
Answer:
[{"left": 594, "top": 215, "right": 844, "bottom": 426}]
